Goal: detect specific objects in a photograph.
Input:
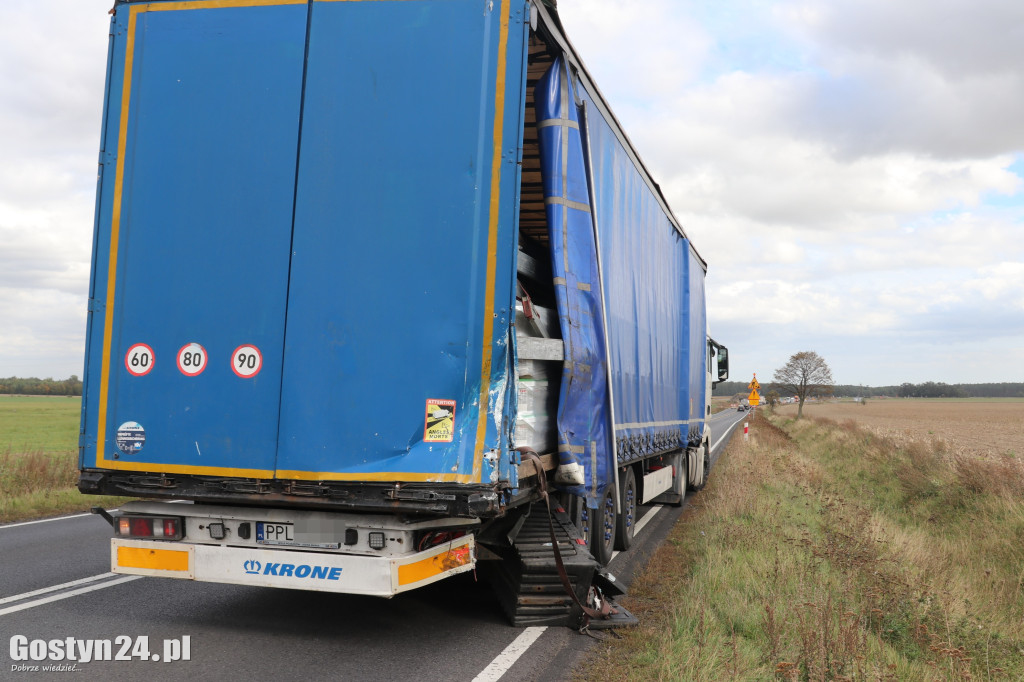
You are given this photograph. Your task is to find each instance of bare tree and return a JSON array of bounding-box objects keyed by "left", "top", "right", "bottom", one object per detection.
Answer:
[{"left": 773, "top": 351, "right": 834, "bottom": 419}]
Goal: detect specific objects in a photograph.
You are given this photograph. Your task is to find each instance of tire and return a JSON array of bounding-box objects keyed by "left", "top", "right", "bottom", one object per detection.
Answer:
[
  {"left": 614, "top": 467, "right": 637, "bottom": 551},
  {"left": 589, "top": 484, "right": 616, "bottom": 566},
  {"left": 692, "top": 442, "right": 711, "bottom": 492}
]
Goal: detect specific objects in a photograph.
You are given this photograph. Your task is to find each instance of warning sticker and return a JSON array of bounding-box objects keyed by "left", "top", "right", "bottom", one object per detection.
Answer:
[
  {"left": 424, "top": 399, "right": 457, "bottom": 443},
  {"left": 115, "top": 421, "right": 146, "bottom": 455}
]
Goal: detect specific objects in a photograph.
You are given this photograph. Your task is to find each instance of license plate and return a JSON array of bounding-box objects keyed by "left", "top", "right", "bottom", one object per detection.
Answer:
[{"left": 255, "top": 522, "right": 340, "bottom": 549}]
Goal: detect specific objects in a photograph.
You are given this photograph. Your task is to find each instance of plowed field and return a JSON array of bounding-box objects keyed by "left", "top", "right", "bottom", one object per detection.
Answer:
[{"left": 775, "top": 399, "right": 1024, "bottom": 457}]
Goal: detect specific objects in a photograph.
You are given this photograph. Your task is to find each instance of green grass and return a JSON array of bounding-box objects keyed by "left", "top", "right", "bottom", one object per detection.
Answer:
[
  {"left": 0, "top": 395, "right": 81, "bottom": 454},
  {"left": 579, "top": 411, "right": 1024, "bottom": 680},
  {"left": 0, "top": 395, "right": 130, "bottom": 522}
]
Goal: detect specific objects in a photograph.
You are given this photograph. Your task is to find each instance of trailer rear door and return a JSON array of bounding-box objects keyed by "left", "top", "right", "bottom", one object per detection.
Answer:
[{"left": 82, "top": 0, "right": 308, "bottom": 478}]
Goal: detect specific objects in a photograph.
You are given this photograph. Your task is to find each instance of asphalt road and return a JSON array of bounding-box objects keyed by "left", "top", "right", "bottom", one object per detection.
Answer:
[{"left": 0, "top": 409, "right": 747, "bottom": 681}]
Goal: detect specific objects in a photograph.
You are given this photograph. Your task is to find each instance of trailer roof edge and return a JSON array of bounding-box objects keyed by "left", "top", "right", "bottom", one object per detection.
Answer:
[{"left": 531, "top": 0, "right": 707, "bottom": 270}]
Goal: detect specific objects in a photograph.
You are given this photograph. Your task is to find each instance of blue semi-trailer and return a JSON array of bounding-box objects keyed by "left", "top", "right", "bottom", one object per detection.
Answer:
[{"left": 78, "top": 0, "right": 729, "bottom": 626}]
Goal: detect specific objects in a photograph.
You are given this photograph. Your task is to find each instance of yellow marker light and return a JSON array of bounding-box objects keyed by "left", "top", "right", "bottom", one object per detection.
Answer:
[
  {"left": 117, "top": 546, "right": 190, "bottom": 572},
  {"left": 397, "top": 544, "right": 472, "bottom": 587}
]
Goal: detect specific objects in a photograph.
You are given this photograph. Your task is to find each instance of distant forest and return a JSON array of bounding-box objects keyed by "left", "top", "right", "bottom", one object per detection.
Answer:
[
  {"left": 714, "top": 381, "right": 1024, "bottom": 399},
  {"left": 0, "top": 376, "right": 83, "bottom": 396}
]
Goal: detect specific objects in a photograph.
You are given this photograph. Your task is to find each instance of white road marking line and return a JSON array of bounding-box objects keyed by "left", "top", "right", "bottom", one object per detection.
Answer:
[
  {"left": 0, "top": 512, "right": 105, "bottom": 530},
  {"left": 632, "top": 505, "right": 660, "bottom": 536},
  {"left": 0, "top": 573, "right": 119, "bottom": 605},
  {"left": 0, "top": 576, "right": 142, "bottom": 617},
  {"left": 610, "top": 506, "right": 661, "bottom": 562},
  {"left": 0, "top": 501, "right": 192, "bottom": 531},
  {"left": 472, "top": 626, "right": 548, "bottom": 682},
  {"left": 711, "top": 416, "right": 744, "bottom": 454}
]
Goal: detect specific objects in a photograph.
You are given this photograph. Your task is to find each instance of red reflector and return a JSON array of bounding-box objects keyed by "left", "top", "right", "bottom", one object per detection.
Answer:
[
  {"left": 164, "top": 519, "right": 177, "bottom": 536},
  {"left": 129, "top": 518, "right": 153, "bottom": 537}
]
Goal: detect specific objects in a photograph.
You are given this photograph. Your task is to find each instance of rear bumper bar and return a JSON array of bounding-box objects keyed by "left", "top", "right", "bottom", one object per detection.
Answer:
[{"left": 112, "top": 535, "right": 475, "bottom": 597}]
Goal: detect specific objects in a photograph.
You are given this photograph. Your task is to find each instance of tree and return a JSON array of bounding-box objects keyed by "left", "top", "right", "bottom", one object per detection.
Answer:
[
  {"left": 773, "top": 351, "right": 834, "bottom": 419},
  {"left": 765, "top": 389, "right": 780, "bottom": 413}
]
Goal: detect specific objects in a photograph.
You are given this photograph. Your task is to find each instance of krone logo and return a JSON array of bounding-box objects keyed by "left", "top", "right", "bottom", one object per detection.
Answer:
[{"left": 243, "top": 559, "right": 261, "bottom": 574}]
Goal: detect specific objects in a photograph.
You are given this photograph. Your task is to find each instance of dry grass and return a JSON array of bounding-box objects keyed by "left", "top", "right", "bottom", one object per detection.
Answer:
[
  {"left": 577, "top": 411, "right": 1024, "bottom": 681},
  {"left": 0, "top": 397, "right": 131, "bottom": 521},
  {"left": 0, "top": 449, "right": 127, "bottom": 522}
]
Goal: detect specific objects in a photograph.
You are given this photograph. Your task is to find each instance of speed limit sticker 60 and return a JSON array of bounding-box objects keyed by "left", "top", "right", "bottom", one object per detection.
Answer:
[
  {"left": 177, "top": 343, "right": 208, "bottom": 376},
  {"left": 231, "top": 345, "right": 263, "bottom": 378},
  {"left": 125, "top": 343, "right": 155, "bottom": 377}
]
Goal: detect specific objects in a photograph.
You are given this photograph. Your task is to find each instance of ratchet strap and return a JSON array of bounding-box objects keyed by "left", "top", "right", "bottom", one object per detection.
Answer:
[{"left": 517, "top": 448, "right": 615, "bottom": 627}]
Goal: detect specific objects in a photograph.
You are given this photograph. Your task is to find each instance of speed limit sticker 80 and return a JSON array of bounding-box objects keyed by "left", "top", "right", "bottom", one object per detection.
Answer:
[{"left": 176, "top": 343, "right": 208, "bottom": 376}]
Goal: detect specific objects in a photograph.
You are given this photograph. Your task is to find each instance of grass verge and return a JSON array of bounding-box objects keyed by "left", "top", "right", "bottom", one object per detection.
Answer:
[
  {"left": 578, "top": 411, "right": 1024, "bottom": 680},
  {"left": 0, "top": 450, "right": 129, "bottom": 523},
  {"left": 1, "top": 397, "right": 130, "bottom": 522}
]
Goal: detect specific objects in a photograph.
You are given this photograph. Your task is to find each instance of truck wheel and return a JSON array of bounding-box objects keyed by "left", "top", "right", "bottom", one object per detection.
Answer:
[
  {"left": 614, "top": 467, "right": 637, "bottom": 551},
  {"left": 590, "top": 485, "right": 616, "bottom": 566},
  {"left": 692, "top": 442, "right": 711, "bottom": 491}
]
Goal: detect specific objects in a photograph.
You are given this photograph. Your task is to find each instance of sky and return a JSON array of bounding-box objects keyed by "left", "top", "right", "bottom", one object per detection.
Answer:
[{"left": 0, "top": 0, "right": 1022, "bottom": 387}]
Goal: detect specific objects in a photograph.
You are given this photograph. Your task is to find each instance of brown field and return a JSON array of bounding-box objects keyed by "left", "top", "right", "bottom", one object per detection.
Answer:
[{"left": 775, "top": 399, "right": 1024, "bottom": 457}]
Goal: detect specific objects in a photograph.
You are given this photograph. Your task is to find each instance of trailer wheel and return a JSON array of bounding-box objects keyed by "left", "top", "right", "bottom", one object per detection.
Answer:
[
  {"left": 614, "top": 467, "right": 637, "bottom": 551},
  {"left": 692, "top": 442, "right": 710, "bottom": 492},
  {"left": 590, "top": 485, "right": 616, "bottom": 566}
]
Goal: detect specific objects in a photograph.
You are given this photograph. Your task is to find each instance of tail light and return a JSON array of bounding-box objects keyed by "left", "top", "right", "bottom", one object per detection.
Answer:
[{"left": 116, "top": 515, "right": 183, "bottom": 541}]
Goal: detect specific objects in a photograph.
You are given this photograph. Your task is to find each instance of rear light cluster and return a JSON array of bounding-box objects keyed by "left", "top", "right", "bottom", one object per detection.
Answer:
[{"left": 116, "top": 515, "right": 183, "bottom": 541}]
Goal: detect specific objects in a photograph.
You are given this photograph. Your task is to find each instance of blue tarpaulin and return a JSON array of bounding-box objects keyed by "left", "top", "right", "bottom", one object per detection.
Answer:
[
  {"left": 577, "top": 81, "right": 707, "bottom": 462},
  {"left": 534, "top": 57, "right": 613, "bottom": 506}
]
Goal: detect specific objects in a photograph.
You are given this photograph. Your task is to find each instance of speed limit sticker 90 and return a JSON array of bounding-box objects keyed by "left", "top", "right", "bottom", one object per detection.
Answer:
[
  {"left": 231, "top": 344, "right": 263, "bottom": 378},
  {"left": 125, "top": 343, "right": 155, "bottom": 377},
  {"left": 176, "top": 343, "right": 208, "bottom": 376}
]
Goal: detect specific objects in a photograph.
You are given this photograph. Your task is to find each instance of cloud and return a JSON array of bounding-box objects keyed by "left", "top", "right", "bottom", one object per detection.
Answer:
[
  {"left": 776, "top": 0, "right": 1024, "bottom": 158},
  {"left": 0, "top": 0, "right": 108, "bottom": 378},
  {"left": 557, "top": 0, "right": 713, "bottom": 98}
]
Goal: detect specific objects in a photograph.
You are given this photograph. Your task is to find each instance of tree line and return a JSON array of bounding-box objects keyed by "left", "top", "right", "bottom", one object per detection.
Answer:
[
  {"left": 0, "top": 376, "right": 83, "bottom": 396},
  {"left": 714, "top": 380, "right": 1024, "bottom": 399}
]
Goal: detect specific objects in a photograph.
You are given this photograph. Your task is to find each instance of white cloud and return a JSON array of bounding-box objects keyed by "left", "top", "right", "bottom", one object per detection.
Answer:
[{"left": 0, "top": 0, "right": 108, "bottom": 378}]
